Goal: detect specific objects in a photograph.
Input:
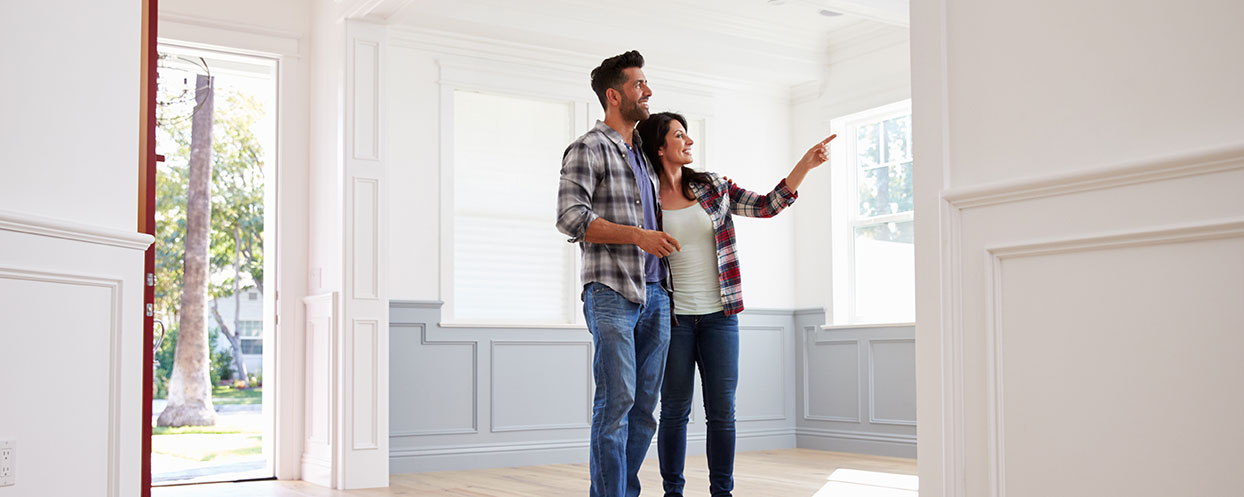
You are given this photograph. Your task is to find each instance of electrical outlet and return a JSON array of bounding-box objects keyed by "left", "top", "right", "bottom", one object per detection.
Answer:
[{"left": 0, "top": 440, "right": 14, "bottom": 487}]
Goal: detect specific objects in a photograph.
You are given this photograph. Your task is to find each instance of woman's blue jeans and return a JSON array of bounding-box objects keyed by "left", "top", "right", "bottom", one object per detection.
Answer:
[
  {"left": 657, "top": 311, "right": 739, "bottom": 497},
  {"left": 584, "top": 282, "right": 671, "bottom": 497}
]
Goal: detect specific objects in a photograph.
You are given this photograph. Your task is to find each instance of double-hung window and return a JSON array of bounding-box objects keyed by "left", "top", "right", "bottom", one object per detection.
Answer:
[
  {"left": 830, "top": 100, "right": 914, "bottom": 324},
  {"left": 447, "top": 89, "right": 581, "bottom": 324}
]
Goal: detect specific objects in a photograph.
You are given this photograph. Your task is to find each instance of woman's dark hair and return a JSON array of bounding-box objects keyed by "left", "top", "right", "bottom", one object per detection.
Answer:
[
  {"left": 590, "top": 50, "right": 644, "bottom": 111},
  {"left": 637, "top": 112, "right": 712, "bottom": 201}
]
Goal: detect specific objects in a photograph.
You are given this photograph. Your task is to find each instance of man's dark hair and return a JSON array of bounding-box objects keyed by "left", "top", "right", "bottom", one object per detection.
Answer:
[{"left": 590, "top": 50, "right": 645, "bottom": 110}]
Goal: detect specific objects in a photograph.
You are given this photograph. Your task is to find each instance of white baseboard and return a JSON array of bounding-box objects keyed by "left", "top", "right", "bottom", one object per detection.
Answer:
[{"left": 390, "top": 429, "right": 797, "bottom": 474}]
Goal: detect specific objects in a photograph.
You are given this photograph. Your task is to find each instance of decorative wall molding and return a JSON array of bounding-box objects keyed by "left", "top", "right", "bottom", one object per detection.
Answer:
[
  {"left": 351, "top": 319, "right": 380, "bottom": 450},
  {"left": 389, "top": 322, "right": 479, "bottom": 437},
  {"left": 943, "top": 144, "right": 1244, "bottom": 210},
  {"left": 980, "top": 219, "right": 1244, "bottom": 497},
  {"left": 797, "top": 427, "right": 917, "bottom": 445},
  {"left": 0, "top": 209, "right": 153, "bottom": 251},
  {"left": 488, "top": 340, "right": 593, "bottom": 433},
  {"left": 736, "top": 325, "right": 790, "bottom": 423},
  {"left": 387, "top": 26, "right": 792, "bottom": 101},
  {"left": 868, "top": 338, "right": 918, "bottom": 426},
  {"left": 0, "top": 267, "right": 125, "bottom": 497},
  {"left": 302, "top": 292, "right": 338, "bottom": 488},
  {"left": 351, "top": 178, "right": 380, "bottom": 300},
  {"left": 802, "top": 329, "right": 862, "bottom": 423},
  {"left": 157, "top": 12, "right": 302, "bottom": 57}
]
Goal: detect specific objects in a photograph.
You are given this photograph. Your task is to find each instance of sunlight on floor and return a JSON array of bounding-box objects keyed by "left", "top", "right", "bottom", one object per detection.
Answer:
[{"left": 812, "top": 468, "right": 919, "bottom": 497}]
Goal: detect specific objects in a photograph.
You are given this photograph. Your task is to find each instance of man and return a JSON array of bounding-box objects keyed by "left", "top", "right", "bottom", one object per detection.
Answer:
[{"left": 556, "top": 50, "right": 680, "bottom": 497}]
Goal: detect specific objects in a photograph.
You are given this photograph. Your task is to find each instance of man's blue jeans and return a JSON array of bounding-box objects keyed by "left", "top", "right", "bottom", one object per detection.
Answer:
[
  {"left": 584, "top": 282, "right": 671, "bottom": 497},
  {"left": 657, "top": 311, "right": 739, "bottom": 497}
]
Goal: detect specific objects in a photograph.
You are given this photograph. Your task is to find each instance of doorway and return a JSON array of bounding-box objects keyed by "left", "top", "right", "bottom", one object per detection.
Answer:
[{"left": 150, "top": 44, "right": 277, "bottom": 486}]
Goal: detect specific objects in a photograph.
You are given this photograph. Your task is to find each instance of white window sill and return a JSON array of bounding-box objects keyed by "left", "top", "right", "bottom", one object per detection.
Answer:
[
  {"left": 438, "top": 321, "right": 588, "bottom": 330},
  {"left": 821, "top": 322, "right": 915, "bottom": 330}
]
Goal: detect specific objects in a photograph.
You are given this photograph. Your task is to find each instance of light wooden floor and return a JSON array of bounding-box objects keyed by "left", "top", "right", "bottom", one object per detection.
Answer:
[{"left": 153, "top": 449, "right": 917, "bottom": 496}]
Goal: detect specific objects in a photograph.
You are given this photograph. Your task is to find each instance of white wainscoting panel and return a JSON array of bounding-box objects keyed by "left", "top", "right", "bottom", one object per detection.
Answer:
[
  {"left": 0, "top": 212, "right": 150, "bottom": 497},
  {"left": 940, "top": 149, "right": 1244, "bottom": 497},
  {"left": 302, "top": 292, "right": 338, "bottom": 488}
]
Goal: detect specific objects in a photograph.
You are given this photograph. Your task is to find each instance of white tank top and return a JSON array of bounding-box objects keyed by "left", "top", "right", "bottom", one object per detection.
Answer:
[{"left": 662, "top": 204, "right": 723, "bottom": 315}]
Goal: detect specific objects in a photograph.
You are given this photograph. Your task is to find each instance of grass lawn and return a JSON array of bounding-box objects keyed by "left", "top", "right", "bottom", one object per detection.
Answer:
[{"left": 211, "top": 385, "right": 261, "bottom": 404}]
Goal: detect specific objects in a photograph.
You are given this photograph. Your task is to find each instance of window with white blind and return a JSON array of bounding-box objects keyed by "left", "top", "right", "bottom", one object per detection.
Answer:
[
  {"left": 830, "top": 100, "right": 915, "bottom": 324},
  {"left": 448, "top": 90, "right": 580, "bottom": 324}
]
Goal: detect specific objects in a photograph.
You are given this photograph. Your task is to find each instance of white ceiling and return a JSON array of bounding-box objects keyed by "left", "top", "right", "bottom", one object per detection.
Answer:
[{"left": 376, "top": 0, "right": 907, "bottom": 87}]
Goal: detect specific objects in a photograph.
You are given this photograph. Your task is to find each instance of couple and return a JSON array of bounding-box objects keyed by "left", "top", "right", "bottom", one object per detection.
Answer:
[{"left": 555, "top": 50, "right": 835, "bottom": 497}]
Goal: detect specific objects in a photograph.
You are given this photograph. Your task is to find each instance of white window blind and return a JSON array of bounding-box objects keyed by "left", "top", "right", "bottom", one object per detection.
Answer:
[{"left": 451, "top": 90, "right": 577, "bottom": 324}]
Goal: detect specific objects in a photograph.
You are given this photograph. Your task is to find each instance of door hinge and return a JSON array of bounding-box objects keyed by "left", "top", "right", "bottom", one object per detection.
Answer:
[
  {"left": 146, "top": 303, "right": 154, "bottom": 317},
  {"left": 147, "top": 273, "right": 155, "bottom": 287}
]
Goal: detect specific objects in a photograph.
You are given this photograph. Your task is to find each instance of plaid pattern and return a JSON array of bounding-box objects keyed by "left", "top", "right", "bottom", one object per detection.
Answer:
[
  {"left": 556, "top": 121, "right": 670, "bottom": 306},
  {"left": 688, "top": 173, "right": 798, "bottom": 316}
]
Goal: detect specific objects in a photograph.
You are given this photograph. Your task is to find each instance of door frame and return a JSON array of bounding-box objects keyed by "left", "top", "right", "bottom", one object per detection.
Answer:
[{"left": 141, "top": 6, "right": 310, "bottom": 491}]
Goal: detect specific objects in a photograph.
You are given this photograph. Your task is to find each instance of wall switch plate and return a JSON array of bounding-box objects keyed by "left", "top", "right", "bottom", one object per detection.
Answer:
[{"left": 0, "top": 440, "right": 14, "bottom": 487}]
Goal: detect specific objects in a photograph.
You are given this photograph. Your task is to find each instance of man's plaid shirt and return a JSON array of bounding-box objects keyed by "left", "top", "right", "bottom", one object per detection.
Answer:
[
  {"left": 688, "top": 173, "right": 798, "bottom": 316},
  {"left": 556, "top": 121, "right": 670, "bottom": 306}
]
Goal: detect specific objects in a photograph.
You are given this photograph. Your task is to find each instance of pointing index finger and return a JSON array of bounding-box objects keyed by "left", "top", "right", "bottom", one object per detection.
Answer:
[{"left": 820, "top": 134, "right": 838, "bottom": 146}]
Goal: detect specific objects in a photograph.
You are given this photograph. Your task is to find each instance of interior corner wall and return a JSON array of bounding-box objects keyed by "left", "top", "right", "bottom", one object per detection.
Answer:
[
  {"left": 791, "top": 31, "right": 911, "bottom": 311},
  {"left": 0, "top": 0, "right": 141, "bottom": 233}
]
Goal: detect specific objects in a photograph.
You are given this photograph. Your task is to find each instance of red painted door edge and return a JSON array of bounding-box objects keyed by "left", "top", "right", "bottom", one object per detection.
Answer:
[{"left": 141, "top": 0, "right": 158, "bottom": 495}]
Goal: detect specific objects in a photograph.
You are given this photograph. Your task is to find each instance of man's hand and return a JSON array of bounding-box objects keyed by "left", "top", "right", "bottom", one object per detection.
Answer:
[{"left": 635, "top": 229, "right": 681, "bottom": 257}]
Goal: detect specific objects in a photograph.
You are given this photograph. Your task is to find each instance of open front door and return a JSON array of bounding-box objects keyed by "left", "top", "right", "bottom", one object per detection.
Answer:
[{"left": 140, "top": 0, "right": 158, "bottom": 496}]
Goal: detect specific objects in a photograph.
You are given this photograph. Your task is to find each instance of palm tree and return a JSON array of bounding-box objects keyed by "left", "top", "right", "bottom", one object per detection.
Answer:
[{"left": 157, "top": 73, "right": 217, "bottom": 427}]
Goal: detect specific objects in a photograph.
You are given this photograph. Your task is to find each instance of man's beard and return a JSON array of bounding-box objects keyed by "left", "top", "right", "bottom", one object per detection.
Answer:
[{"left": 621, "top": 95, "right": 649, "bottom": 122}]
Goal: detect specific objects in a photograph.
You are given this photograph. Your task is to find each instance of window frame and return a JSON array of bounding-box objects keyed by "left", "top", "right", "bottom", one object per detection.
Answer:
[
  {"left": 438, "top": 84, "right": 593, "bottom": 327},
  {"left": 829, "top": 99, "right": 915, "bottom": 326}
]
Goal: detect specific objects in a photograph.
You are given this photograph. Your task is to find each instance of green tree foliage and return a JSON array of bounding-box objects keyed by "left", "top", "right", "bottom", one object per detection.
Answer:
[{"left": 155, "top": 60, "right": 267, "bottom": 398}]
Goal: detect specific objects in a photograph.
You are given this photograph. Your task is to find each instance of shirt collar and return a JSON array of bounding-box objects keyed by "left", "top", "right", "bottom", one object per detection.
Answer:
[{"left": 593, "top": 120, "right": 644, "bottom": 151}]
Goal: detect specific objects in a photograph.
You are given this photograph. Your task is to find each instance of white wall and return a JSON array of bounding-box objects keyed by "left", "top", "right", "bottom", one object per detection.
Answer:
[
  {"left": 791, "top": 27, "right": 911, "bottom": 311},
  {"left": 385, "top": 28, "right": 799, "bottom": 310},
  {"left": 0, "top": 1, "right": 140, "bottom": 233},
  {"left": 0, "top": 2, "right": 148, "bottom": 496},
  {"left": 914, "top": 0, "right": 1244, "bottom": 496}
]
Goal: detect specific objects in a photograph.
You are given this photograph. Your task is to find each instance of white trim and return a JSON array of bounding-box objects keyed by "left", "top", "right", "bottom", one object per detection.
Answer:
[
  {"left": 943, "top": 143, "right": 1244, "bottom": 210},
  {"left": 157, "top": 13, "right": 301, "bottom": 58},
  {"left": 439, "top": 322, "right": 589, "bottom": 330},
  {"left": 0, "top": 267, "right": 124, "bottom": 496},
  {"left": 0, "top": 210, "right": 153, "bottom": 251},
  {"left": 979, "top": 218, "right": 1244, "bottom": 497},
  {"left": 821, "top": 322, "right": 915, "bottom": 330}
]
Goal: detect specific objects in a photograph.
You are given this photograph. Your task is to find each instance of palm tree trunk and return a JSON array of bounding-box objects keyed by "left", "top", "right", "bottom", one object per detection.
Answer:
[{"left": 158, "top": 73, "right": 217, "bottom": 427}]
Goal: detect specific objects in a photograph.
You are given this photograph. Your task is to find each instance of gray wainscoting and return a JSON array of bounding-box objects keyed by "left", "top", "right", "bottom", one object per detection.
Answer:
[
  {"left": 389, "top": 301, "right": 913, "bottom": 472},
  {"left": 794, "top": 310, "right": 916, "bottom": 458}
]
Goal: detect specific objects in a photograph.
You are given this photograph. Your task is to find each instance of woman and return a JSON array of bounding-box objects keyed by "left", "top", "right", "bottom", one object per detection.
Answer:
[{"left": 636, "top": 112, "right": 834, "bottom": 497}]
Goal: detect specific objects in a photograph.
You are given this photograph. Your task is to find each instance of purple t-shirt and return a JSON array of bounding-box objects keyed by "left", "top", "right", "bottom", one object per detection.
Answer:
[{"left": 624, "top": 142, "right": 663, "bottom": 283}]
